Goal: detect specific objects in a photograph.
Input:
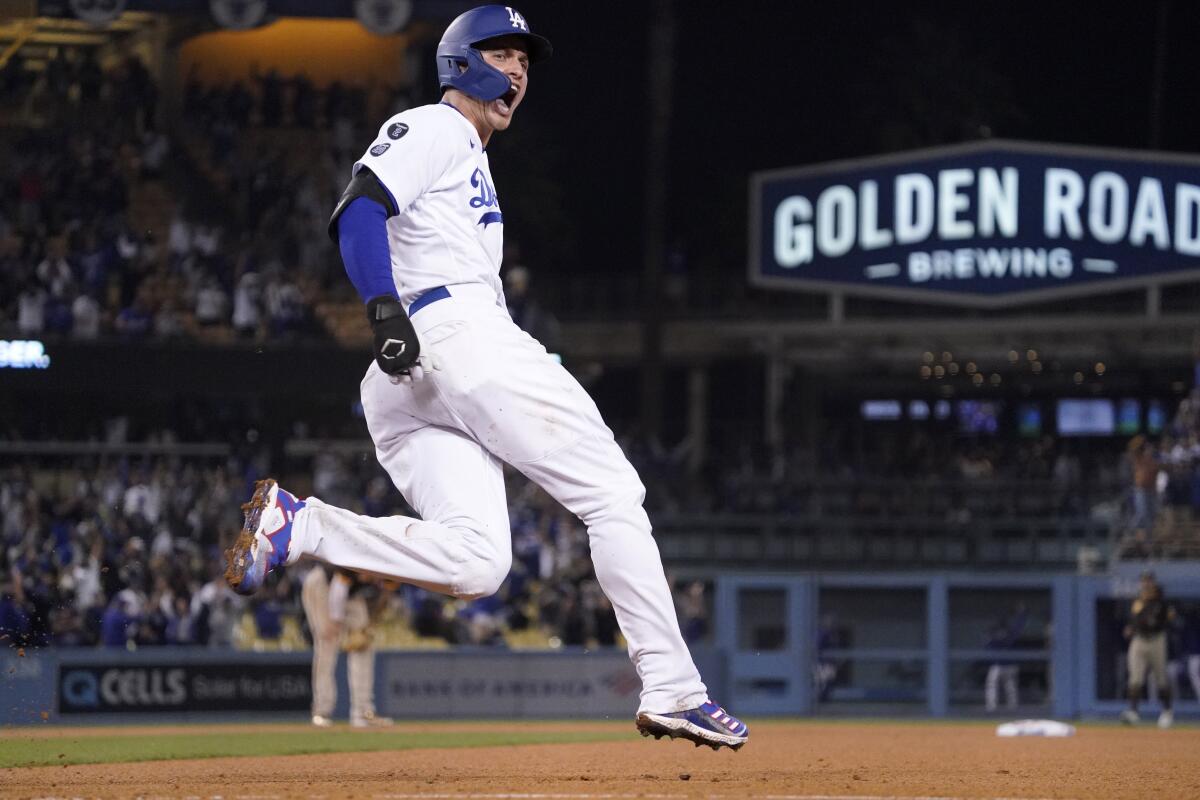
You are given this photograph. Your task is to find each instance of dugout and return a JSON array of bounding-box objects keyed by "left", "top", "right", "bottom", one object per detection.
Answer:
[{"left": 714, "top": 568, "right": 1200, "bottom": 721}]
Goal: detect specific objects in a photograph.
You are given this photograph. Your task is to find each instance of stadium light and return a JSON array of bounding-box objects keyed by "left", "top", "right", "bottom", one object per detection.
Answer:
[
  {"left": 354, "top": 0, "right": 413, "bottom": 35},
  {"left": 210, "top": 0, "right": 269, "bottom": 30},
  {"left": 69, "top": 0, "right": 126, "bottom": 27}
]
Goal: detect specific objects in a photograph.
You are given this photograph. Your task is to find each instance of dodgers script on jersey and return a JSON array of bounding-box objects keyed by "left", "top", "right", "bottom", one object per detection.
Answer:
[{"left": 353, "top": 103, "right": 505, "bottom": 307}]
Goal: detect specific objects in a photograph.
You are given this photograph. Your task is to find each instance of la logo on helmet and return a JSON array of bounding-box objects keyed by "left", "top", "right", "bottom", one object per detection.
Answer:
[{"left": 506, "top": 6, "right": 528, "bottom": 31}]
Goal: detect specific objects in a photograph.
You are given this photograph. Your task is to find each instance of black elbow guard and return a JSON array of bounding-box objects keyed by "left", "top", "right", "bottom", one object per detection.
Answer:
[{"left": 328, "top": 168, "right": 398, "bottom": 242}]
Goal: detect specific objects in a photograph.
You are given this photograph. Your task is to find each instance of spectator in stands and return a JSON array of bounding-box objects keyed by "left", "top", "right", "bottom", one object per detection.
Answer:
[
  {"left": 958, "top": 448, "right": 994, "bottom": 480},
  {"left": 1129, "top": 436, "right": 1158, "bottom": 538},
  {"left": 16, "top": 280, "right": 45, "bottom": 335},
  {"left": 253, "top": 593, "right": 284, "bottom": 642},
  {"left": 1052, "top": 445, "right": 1083, "bottom": 513},
  {"left": 17, "top": 158, "right": 44, "bottom": 228},
  {"left": 0, "top": 580, "right": 32, "bottom": 647},
  {"left": 265, "top": 270, "right": 306, "bottom": 336},
  {"left": 36, "top": 237, "right": 74, "bottom": 300},
  {"left": 588, "top": 583, "right": 620, "bottom": 647},
  {"left": 49, "top": 600, "right": 87, "bottom": 646},
  {"left": 70, "top": 291, "right": 101, "bottom": 340},
  {"left": 67, "top": 535, "right": 104, "bottom": 613},
  {"left": 1160, "top": 435, "right": 1192, "bottom": 527},
  {"left": 292, "top": 74, "right": 317, "bottom": 127},
  {"left": 192, "top": 564, "right": 243, "bottom": 647},
  {"left": 165, "top": 594, "right": 197, "bottom": 645},
  {"left": 257, "top": 67, "right": 285, "bottom": 125},
  {"left": 168, "top": 210, "right": 194, "bottom": 265},
  {"left": 114, "top": 291, "right": 152, "bottom": 340},
  {"left": 232, "top": 271, "right": 262, "bottom": 338},
  {"left": 192, "top": 222, "right": 222, "bottom": 259},
  {"left": 122, "top": 468, "right": 162, "bottom": 526},
  {"left": 409, "top": 589, "right": 450, "bottom": 640},
  {"left": 100, "top": 593, "right": 137, "bottom": 648},
  {"left": 194, "top": 275, "right": 229, "bottom": 327},
  {"left": 140, "top": 129, "right": 169, "bottom": 179},
  {"left": 154, "top": 296, "right": 186, "bottom": 339},
  {"left": 553, "top": 588, "right": 588, "bottom": 647}
]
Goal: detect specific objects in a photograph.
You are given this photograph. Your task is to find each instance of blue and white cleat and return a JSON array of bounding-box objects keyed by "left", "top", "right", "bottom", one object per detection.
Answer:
[
  {"left": 636, "top": 699, "right": 749, "bottom": 751},
  {"left": 224, "top": 478, "right": 306, "bottom": 596}
]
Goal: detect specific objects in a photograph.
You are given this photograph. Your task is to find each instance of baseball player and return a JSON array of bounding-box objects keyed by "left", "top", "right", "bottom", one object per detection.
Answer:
[
  {"left": 984, "top": 605, "right": 1027, "bottom": 713},
  {"left": 301, "top": 565, "right": 393, "bottom": 727},
  {"left": 1120, "top": 571, "right": 1175, "bottom": 728},
  {"left": 225, "top": 5, "right": 747, "bottom": 750}
]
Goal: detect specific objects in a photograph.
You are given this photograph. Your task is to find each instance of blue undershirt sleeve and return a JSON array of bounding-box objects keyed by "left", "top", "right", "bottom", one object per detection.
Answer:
[{"left": 337, "top": 196, "right": 397, "bottom": 303}]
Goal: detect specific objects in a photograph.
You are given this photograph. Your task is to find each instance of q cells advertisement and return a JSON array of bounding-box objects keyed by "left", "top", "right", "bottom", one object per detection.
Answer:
[
  {"left": 58, "top": 663, "right": 310, "bottom": 714},
  {"left": 750, "top": 140, "right": 1200, "bottom": 305}
]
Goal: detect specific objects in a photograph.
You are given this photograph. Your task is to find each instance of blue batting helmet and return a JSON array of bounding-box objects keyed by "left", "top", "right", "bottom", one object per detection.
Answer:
[{"left": 436, "top": 5, "right": 552, "bottom": 102}]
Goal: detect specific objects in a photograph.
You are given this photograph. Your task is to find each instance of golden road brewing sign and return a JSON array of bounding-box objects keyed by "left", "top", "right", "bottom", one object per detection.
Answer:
[{"left": 750, "top": 140, "right": 1200, "bottom": 305}]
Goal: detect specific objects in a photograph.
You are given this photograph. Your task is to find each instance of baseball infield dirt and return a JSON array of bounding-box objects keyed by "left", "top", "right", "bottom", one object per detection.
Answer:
[{"left": 2, "top": 720, "right": 1198, "bottom": 800}]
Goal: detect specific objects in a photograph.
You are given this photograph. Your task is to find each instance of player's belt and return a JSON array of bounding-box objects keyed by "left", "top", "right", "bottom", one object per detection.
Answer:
[{"left": 408, "top": 286, "right": 450, "bottom": 316}]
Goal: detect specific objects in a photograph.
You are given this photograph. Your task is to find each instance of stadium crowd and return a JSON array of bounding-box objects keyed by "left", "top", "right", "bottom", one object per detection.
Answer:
[
  {"left": 1117, "top": 390, "right": 1200, "bottom": 558},
  {"left": 3, "top": 411, "right": 1190, "bottom": 654},
  {"left": 0, "top": 51, "right": 347, "bottom": 344},
  {"left": 0, "top": 446, "right": 656, "bottom": 652}
]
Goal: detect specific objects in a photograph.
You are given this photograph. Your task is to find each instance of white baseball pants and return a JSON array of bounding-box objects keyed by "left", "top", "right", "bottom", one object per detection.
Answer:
[
  {"left": 290, "top": 284, "right": 707, "bottom": 714},
  {"left": 985, "top": 663, "right": 1019, "bottom": 711}
]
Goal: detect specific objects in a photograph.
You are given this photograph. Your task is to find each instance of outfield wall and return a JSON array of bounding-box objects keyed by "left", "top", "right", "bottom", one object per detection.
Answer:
[
  {"left": 0, "top": 647, "right": 726, "bottom": 726},
  {"left": 3, "top": 568, "right": 1197, "bottom": 725}
]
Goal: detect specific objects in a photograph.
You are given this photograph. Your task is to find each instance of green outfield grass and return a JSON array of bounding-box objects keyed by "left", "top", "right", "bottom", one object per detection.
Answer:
[
  {"left": 0, "top": 726, "right": 631, "bottom": 769},
  {"left": 3, "top": 717, "right": 1189, "bottom": 770}
]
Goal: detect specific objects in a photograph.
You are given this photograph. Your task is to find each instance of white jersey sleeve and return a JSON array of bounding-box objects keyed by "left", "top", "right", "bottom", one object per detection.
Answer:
[
  {"left": 349, "top": 102, "right": 506, "bottom": 305},
  {"left": 352, "top": 107, "right": 457, "bottom": 217}
]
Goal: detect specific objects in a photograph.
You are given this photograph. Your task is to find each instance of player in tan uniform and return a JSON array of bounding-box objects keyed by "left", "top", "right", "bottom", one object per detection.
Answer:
[
  {"left": 301, "top": 565, "right": 394, "bottom": 727},
  {"left": 1120, "top": 571, "right": 1175, "bottom": 728}
]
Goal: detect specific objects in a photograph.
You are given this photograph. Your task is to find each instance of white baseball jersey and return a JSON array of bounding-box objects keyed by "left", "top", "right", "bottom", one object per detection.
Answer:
[
  {"left": 288, "top": 98, "right": 711, "bottom": 717},
  {"left": 352, "top": 102, "right": 505, "bottom": 308}
]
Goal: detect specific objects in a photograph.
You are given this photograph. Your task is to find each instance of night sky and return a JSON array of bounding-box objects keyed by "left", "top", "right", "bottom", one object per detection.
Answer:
[{"left": 479, "top": 1, "right": 1200, "bottom": 282}]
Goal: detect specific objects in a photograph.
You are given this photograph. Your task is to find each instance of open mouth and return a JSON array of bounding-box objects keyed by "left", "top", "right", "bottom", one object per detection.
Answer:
[{"left": 497, "top": 86, "right": 518, "bottom": 114}]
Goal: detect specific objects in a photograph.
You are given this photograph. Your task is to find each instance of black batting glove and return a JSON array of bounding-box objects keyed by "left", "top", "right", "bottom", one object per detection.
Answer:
[{"left": 366, "top": 295, "right": 420, "bottom": 376}]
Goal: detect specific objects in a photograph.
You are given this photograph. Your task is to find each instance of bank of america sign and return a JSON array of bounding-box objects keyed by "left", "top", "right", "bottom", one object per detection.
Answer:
[{"left": 750, "top": 140, "right": 1200, "bottom": 305}]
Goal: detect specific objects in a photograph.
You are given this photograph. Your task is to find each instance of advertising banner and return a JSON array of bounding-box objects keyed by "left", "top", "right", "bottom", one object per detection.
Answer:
[
  {"left": 379, "top": 651, "right": 642, "bottom": 718},
  {"left": 57, "top": 662, "right": 310, "bottom": 714},
  {"left": 750, "top": 140, "right": 1200, "bottom": 305}
]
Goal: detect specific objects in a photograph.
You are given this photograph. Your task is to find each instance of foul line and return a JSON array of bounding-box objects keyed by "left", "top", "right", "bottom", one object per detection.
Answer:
[
  {"left": 24, "top": 794, "right": 1077, "bottom": 800},
  {"left": 371, "top": 793, "right": 1074, "bottom": 800}
]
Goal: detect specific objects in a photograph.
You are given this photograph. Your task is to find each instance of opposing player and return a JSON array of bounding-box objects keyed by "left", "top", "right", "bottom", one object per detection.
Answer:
[
  {"left": 1121, "top": 571, "right": 1174, "bottom": 728},
  {"left": 301, "top": 565, "right": 393, "bottom": 728},
  {"left": 225, "top": 4, "right": 747, "bottom": 750}
]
